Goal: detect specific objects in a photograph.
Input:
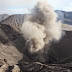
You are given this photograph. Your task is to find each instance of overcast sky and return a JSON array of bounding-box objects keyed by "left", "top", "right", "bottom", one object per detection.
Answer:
[{"left": 0, "top": 0, "right": 72, "bottom": 14}]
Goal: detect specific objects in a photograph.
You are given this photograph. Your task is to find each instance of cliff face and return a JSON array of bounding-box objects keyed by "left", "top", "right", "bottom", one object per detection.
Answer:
[{"left": 56, "top": 10, "right": 72, "bottom": 25}]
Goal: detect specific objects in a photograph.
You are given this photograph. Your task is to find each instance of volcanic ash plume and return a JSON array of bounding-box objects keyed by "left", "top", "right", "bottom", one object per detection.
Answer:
[{"left": 21, "top": 1, "right": 62, "bottom": 53}]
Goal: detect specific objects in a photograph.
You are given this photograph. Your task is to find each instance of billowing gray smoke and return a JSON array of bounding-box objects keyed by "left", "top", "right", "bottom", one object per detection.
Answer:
[{"left": 21, "top": 1, "right": 62, "bottom": 54}]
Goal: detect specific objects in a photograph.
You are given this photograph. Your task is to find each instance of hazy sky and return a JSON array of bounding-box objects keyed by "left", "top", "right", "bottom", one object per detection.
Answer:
[{"left": 0, "top": 0, "right": 72, "bottom": 14}]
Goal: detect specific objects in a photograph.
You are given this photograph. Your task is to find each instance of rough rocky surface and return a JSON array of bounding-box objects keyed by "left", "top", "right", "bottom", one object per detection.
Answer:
[
  {"left": 56, "top": 10, "right": 72, "bottom": 25},
  {"left": 0, "top": 14, "right": 9, "bottom": 22},
  {"left": 0, "top": 58, "right": 72, "bottom": 72},
  {"left": 0, "top": 24, "right": 31, "bottom": 66},
  {"left": 1, "top": 14, "right": 25, "bottom": 26}
]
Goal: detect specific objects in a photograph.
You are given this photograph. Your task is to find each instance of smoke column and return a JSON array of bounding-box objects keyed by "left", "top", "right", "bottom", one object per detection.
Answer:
[{"left": 21, "top": 1, "right": 62, "bottom": 53}]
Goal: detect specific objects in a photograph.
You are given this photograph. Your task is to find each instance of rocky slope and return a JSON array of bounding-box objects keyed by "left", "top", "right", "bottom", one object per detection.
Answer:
[
  {"left": 1, "top": 14, "right": 25, "bottom": 26},
  {"left": 56, "top": 10, "right": 72, "bottom": 25},
  {"left": 0, "top": 10, "right": 72, "bottom": 26},
  {"left": 0, "top": 58, "right": 72, "bottom": 72},
  {"left": 0, "top": 14, "right": 9, "bottom": 22},
  {"left": 0, "top": 24, "right": 32, "bottom": 66}
]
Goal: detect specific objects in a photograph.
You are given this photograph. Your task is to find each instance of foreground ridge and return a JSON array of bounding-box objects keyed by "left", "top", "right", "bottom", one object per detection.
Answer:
[{"left": 0, "top": 58, "right": 72, "bottom": 72}]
